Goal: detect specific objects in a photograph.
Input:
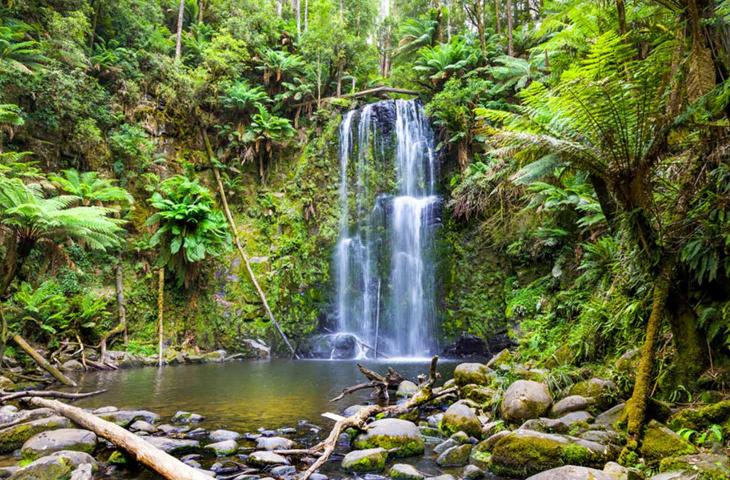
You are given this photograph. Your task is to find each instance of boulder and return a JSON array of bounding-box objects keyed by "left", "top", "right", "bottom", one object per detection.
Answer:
[
  {"left": 205, "top": 440, "right": 238, "bottom": 456},
  {"left": 343, "top": 405, "right": 368, "bottom": 417},
  {"left": 352, "top": 419, "right": 424, "bottom": 457},
  {"left": 649, "top": 474, "right": 699, "bottom": 480},
  {"left": 240, "top": 339, "right": 271, "bottom": 360},
  {"left": 461, "top": 385, "right": 497, "bottom": 406},
  {"left": 209, "top": 429, "right": 241, "bottom": 442},
  {"left": 270, "top": 465, "right": 296, "bottom": 477},
  {"left": 550, "top": 396, "right": 594, "bottom": 417},
  {"left": 463, "top": 465, "right": 484, "bottom": 480},
  {"left": 0, "top": 415, "right": 71, "bottom": 453},
  {"left": 172, "top": 411, "right": 205, "bottom": 424},
  {"left": 569, "top": 378, "right": 617, "bottom": 410},
  {"left": 247, "top": 451, "right": 290, "bottom": 467},
  {"left": 97, "top": 410, "right": 159, "bottom": 427},
  {"left": 667, "top": 400, "right": 730, "bottom": 431},
  {"left": 453, "top": 363, "right": 493, "bottom": 387},
  {"left": 256, "top": 436, "right": 294, "bottom": 450},
  {"left": 525, "top": 466, "right": 615, "bottom": 480},
  {"left": 389, "top": 464, "right": 424, "bottom": 480},
  {"left": 341, "top": 447, "right": 387, "bottom": 473},
  {"left": 145, "top": 437, "right": 200, "bottom": 455},
  {"left": 69, "top": 463, "right": 93, "bottom": 480},
  {"left": 639, "top": 421, "right": 696, "bottom": 463},
  {"left": 659, "top": 453, "right": 730, "bottom": 478},
  {"left": 595, "top": 403, "right": 625, "bottom": 427},
  {"left": 0, "top": 408, "right": 54, "bottom": 429},
  {"left": 9, "top": 451, "right": 96, "bottom": 480},
  {"left": 129, "top": 420, "right": 157, "bottom": 433},
  {"left": 434, "top": 438, "right": 459, "bottom": 455},
  {"left": 21, "top": 429, "right": 97, "bottom": 460},
  {"left": 60, "top": 360, "right": 84, "bottom": 372},
  {"left": 158, "top": 424, "right": 190, "bottom": 435},
  {"left": 440, "top": 403, "right": 481, "bottom": 437},
  {"left": 396, "top": 381, "right": 418, "bottom": 398},
  {"left": 501, "top": 380, "right": 552, "bottom": 422},
  {"left": 487, "top": 430, "right": 607, "bottom": 478},
  {"left": 603, "top": 462, "right": 644, "bottom": 480},
  {"left": 486, "top": 349, "right": 511, "bottom": 369},
  {"left": 435, "top": 444, "right": 472, "bottom": 467}
]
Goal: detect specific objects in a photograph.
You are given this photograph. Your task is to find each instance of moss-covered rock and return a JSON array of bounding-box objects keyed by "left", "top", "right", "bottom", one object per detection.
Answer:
[
  {"left": 390, "top": 463, "right": 424, "bottom": 480},
  {"left": 500, "top": 380, "right": 552, "bottom": 423},
  {"left": 0, "top": 416, "right": 71, "bottom": 454},
  {"left": 486, "top": 349, "right": 512, "bottom": 369},
  {"left": 440, "top": 403, "right": 482, "bottom": 438},
  {"left": 569, "top": 378, "right": 617, "bottom": 411},
  {"left": 453, "top": 363, "right": 493, "bottom": 387},
  {"left": 9, "top": 451, "right": 97, "bottom": 480},
  {"left": 436, "top": 444, "right": 472, "bottom": 467},
  {"left": 461, "top": 384, "right": 497, "bottom": 406},
  {"left": 352, "top": 419, "right": 424, "bottom": 457},
  {"left": 667, "top": 400, "right": 730, "bottom": 432},
  {"left": 550, "top": 395, "right": 594, "bottom": 417},
  {"left": 341, "top": 447, "right": 387, "bottom": 472},
  {"left": 21, "top": 429, "right": 97, "bottom": 461},
  {"left": 396, "top": 381, "right": 419, "bottom": 398},
  {"left": 524, "top": 465, "right": 615, "bottom": 480},
  {"left": 487, "top": 430, "right": 605, "bottom": 478},
  {"left": 659, "top": 453, "right": 730, "bottom": 480},
  {"left": 639, "top": 421, "right": 696, "bottom": 463}
]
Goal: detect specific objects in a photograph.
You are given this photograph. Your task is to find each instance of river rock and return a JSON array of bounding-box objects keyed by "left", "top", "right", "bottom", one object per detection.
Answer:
[
  {"left": 425, "top": 475, "right": 456, "bottom": 480},
  {"left": 453, "top": 363, "right": 493, "bottom": 387},
  {"left": 130, "top": 420, "right": 157, "bottom": 433},
  {"left": 659, "top": 453, "right": 730, "bottom": 478},
  {"left": 9, "top": 451, "right": 96, "bottom": 480},
  {"left": 525, "top": 466, "right": 615, "bottom": 480},
  {"left": 172, "top": 411, "right": 205, "bottom": 423},
  {"left": 435, "top": 444, "right": 472, "bottom": 467},
  {"left": 463, "top": 465, "right": 484, "bottom": 480},
  {"left": 649, "top": 473, "right": 698, "bottom": 480},
  {"left": 461, "top": 385, "right": 497, "bottom": 406},
  {"left": 396, "top": 381, "right": 418, "bottom": 398},
  {"left": 501, "top": 380, "right": 552, "bottom": 422},
  {"left": 440, "top": 403, "right": 481, "bottom": 437},
  {"left": 569, "top": 378, "right": 617, "bottom": 410},
  {"left": 343, "top": 405, "right": 368, "bottom": 417},
  {"left": 434, "top": 438, "right": 459, "bottom": 455},
  {"left": 271, "top": 465, "right": 296, "bottom": 477},
  {"left": 342, "top": 447, "right": 387, "bottom": 473},
  {"left": 487, "top": 429, "right": 606, "bottom": 477},
  {"left": 210, "top": 429, "right": 241, "bottom": 442},
  {"left": 0, "top": 408, "right": 54, "bottom": 429},
  {"left": 352, "top": 418, "right": 424, "bottom": 457},
  {"left": 603, "top": 462, "right": 643, "bottom": 480},
  {"left": 158, "top": 424, "right": 190, "bottom": 434},
  {"left": 389, "top": 463, "right": 424, "bottom": 480},
  {"left": 248, "top": 451, "right": 290, "bottom": 467},
  {"left": 0, "top": 415, "right": 71, "bottom": 453},
  {"left": 486, "top": 349, "right": 512, "bottom": 369},
  {"left": 21, "top": 428, "right": 97, "bottom": 460},
  {"left": 92, "top": 406, "right": 117, "bottom": 414},
  {"left": 257, "top": 436, "right": 294, "bottom": 450},
  {"left": 69, "top": 463, "right": 93, "bottom": 480},
  {"left": 550, "top": 395, "right": 593, "bottom": 417},
  {"left": 241, "top": 339, "right": 271, "bottom": 360},
  {"left": 205, "top": 439, "right": 238, "bottom": 456},
  {"left": 639, "top": 421, "right": 696, "bottom": 462},
  {"left": 145, "top": 436, "right": 200, "bottom": 454},
  {"left": 667, "top": 399, "right": 730, "bottom": 431},
  {"left": 97, "top": 409, "right": 159, "bottom": 427}
]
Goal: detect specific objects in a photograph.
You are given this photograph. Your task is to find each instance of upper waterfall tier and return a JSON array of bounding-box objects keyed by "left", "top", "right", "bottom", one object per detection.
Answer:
[{"left": 332, "top": 99, "right": 440, "bottom": 358}]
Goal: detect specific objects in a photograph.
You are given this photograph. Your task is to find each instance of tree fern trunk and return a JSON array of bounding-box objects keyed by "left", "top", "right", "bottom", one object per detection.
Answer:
[
  {"left": 175, "top": 0, "right": 185, "bottom": 61},
  {"left": 157, "top": 268, "right": 164, "bottom": 367}
]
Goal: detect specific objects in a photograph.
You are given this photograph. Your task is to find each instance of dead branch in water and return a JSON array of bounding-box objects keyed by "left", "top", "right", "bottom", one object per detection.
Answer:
[
  {"left": 13, "top": 335, "right": 77, "bottom": 387},
  {"left": 298, "top": 355, "right": 451, "bottom": 480},
  {"left": 0, "top": 388, "right": 106, "bottom": 403}
]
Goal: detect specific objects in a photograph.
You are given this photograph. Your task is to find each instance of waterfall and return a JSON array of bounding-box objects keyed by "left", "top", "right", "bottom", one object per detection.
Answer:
[{"left": 332, "top": 99, "right": 439, "bottom": 358}]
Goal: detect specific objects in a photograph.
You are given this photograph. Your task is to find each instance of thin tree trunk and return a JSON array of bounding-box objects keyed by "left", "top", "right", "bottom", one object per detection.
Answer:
[
  {"left": 506, "top": 0, "right": 514, "bottom": 55},
  {"left": 175, "top": 0, "right": 185, "bottom": 61},
  {"left": 116, "top": 264, "right": 127, "bottom": 345},
  {"left": 28, "top": 397, "right": 211, "bottom": 480},
  {"left": 304, "top": 0, "right": 309, "bottom": 31},
  {"left": 12, "top": 334, "right": 77, "bottom": 387},
  {"left": 495, "top": 0, "right": 501, "bottom": 34},
  {"left": 616, "top": 0, "right": 627, "bottom": 35},
  {"left": 624, "top": 259, "right": 674, "bottom": 444},
  {"left": 157, "top": 268, "right": 164, "bottom": 367},
  {"left": 666, "top": 287, "right": 707, "bottom": 390},
  {"left": 201, "top": 130, "right": 299, "bottom": 358}
]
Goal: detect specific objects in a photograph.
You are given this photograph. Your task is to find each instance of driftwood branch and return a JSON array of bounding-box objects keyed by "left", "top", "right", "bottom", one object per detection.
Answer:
[
  {"left": 28, "top": 397, "right": 211, "bottom": 480},
  {"left": 293, "top": 86, "right": 420, "bottom": 108},
  {"left": 300, "top": 356, "right": 446, "bottom": 480},
  {"left": 12, "top": 335, "right": 76, "bottom": 387},
  {"left": 1, "top": 388, "right": 106, "bottom": 403}
]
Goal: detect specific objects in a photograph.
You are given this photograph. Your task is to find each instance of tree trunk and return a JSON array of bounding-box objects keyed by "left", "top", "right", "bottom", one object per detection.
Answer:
[
  {"left": 0, "top": 235, "right": 34, "bottom": 299},
  {"left": 457, "top": 140, "right": 469, "bottom": 171},
  {"left": 201, "top": 130, "right": 299, "bottom": 359},
  {"left": 624, "top": 259, "right": 674, "bottom": 444},
  {"left": 175, "top": 0, "right": 185, "bottom": 61},
  {"left": 116, "top": 264, "right": 127, "bottom": 345},
  {"left": 28, "top": 397, "right": 211, "bottom": 480},
  {"left": 495, "top": 0, "right": 501, "bottom": 34},
  {"left": 506, "top": 0, "right": 514, "bottom": 55},
  {"left": 589, "top": 174, "right": 618, "bottom": 231},
  {"left": 157, "top": 268, "right": 164, "bottom": 367},
  {"left": 616, "top": 0, "right": 627, "bottom": 35},
  {"left": 12, "top": 335, "right": 77, "bottom": 387},
  {"left": 666, "top": 287, "right": 707, "bottom": 390}
]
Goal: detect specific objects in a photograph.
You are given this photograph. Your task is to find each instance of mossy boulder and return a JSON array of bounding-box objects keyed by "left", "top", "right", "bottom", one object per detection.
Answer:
[
  {"left": 659, "top": 453, "right": 730, "bottom": 480},
  {"left": 21, "top": 429, "right": 97, "bottom": 461},
  {"left": 396, "top": 381, "right": 419, "bottom": 398},
  {"left": 247, "top": 451, "right": 290, "bottom": 467},
  {"left": 440, "top": 403, "right": 482, "bottom": 438},
  {"left": 524, "top": 465, "right": 615, "bottom": 480},
  {"left": 145, "top": 437, "right": 200, "bottom": 455},
  {"left": 667, "top": 400, "right": 730, "bottom": 432},
  {"left": 569, "top": 378, "right": 617, "bottom": 411},
  {"left": 204, "top": 440, "right": 238, "bottom": 456},
  {"left": 96, "top": 410, "right": 159, "bottom": 427},
  {"left": 501, "top": 380, "right": 552, "bottom": 423},
  {"left": 639, "top": 421, "right": 696, "bottom": 463},
  {"left": 9, "top": 451, "right": 97, "bottom": 480},
  {"left": 453, "top": 363, "right": 493, "bottom": 387},
  {"left": 436, "top": 444, "right": 472, "bottom": 467},
  {"left": 486, "top": 349, "right": 512, "bottom": 369},
  {"left": 550, "top": 396, "right": 594, "bottom": 417},
  {"left": 390, "top": 463, "right": 424, "bottom": 480},
  {"left": 487, "top": 430, "right": 605, "bottom": 478},
  {"left": 352, "top": 419, "right": 424, "bottom": 457},
  {"left": 461, "top": 385, "right": 497, "bottom": 406},
  {"left": 341, "top": 447, "right": 387, "bottom": 473},
  {"left": 0, "top": 416, "right": 71, "bottom": 453}
]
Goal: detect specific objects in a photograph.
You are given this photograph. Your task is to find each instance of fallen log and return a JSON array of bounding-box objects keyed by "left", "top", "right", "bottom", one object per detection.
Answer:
[
  {"left": 27, "top": 397, "right": 211, "bottom": 480},
  {"left": 300, "top": 356, "right": 450, "bottom": 480},
  {"left": 13, "top": 334, "right": 76, "bottom": 387},
  {"left": 0, "top": 388, "right": 106, "bottom": 403},
  {"left": 293, "top": 86, "right": 420, "bottom": 108}
]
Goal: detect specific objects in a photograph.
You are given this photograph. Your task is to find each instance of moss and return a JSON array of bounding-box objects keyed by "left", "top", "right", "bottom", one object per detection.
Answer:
[
  {"left": 352, "top": 434, "right": 424, "bottom": 458},
  {"left": 342, "top": 448, "right": 388, "bottom": 472},
  {"left": 639, "top": 421, "right": 697, "bottom": 463},
  {"left": 108, "top": 450, "right": 129, "bottom": 465},
  {"left": 488, "top": 433, "right": 564, "bottom": 477},
  {"left": 667, "top": 400, "right": 730, "bottom": 431},
  {"left": 659, "top": 454, "right": 730, "bottom": 480},
  {"left": 562, "top": 443, "right": 596, "bottom": 465},
  {"left": 0, "top": 417, "right": 69, "bottom": 454}
]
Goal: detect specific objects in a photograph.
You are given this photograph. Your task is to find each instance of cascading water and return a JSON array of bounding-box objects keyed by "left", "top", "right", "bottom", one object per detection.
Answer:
[{"left": 332, "top": 99, "right": 439, "bottom": 358}]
